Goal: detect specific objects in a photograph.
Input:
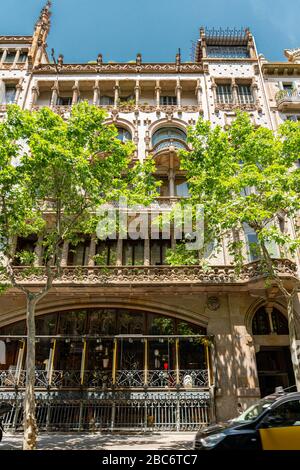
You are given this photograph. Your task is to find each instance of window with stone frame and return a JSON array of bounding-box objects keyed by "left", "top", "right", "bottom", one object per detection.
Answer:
[
  {"left": 216, "top": 84, "right": 233, "bottom": 104},
  {"left": 5, "top": 85, "right": 16, "bottom": 104},
  {"left": 237, "top": 84, "right": 254, "bottom": 104},
  {"left": 252, "top": 307, "right": 288, "bottom": 335},
  {"left": 17, "top": 52, "right": 28, "bottom": 63},
  {"left": 3, "top": 51, "right": 16, "bottom": 63}
]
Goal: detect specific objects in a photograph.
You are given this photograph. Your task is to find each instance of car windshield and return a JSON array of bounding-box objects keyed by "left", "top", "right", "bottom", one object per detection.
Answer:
[{"left": 232, "top": 398, "right": 274, "bottom": 423}]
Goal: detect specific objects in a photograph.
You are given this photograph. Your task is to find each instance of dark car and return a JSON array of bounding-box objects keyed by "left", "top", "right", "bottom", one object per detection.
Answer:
[{"left": 195, "top": 392, "right": 300, "bottom": 450}]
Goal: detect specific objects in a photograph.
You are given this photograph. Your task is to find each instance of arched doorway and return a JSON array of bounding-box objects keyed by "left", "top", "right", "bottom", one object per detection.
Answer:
[{"left": 252, "top": 306, "right": 295, "bottom": 397}]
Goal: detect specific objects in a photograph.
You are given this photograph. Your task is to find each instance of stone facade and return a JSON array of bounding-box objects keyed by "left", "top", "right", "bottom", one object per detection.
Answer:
[{"left": 0, "top": 3, "right": 300, "bottom": 424}]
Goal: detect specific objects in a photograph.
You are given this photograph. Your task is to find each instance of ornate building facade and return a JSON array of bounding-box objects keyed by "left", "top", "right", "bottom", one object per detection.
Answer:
[{"left": 0, "top": 3, "right": 299, "bottom": 432}]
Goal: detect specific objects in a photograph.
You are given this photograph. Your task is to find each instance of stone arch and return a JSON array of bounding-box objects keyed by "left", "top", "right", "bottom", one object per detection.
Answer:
[
  {"left": 245, "top": 299, "right": 289, "bottom": 336},
  {"left": 104, "top": 117, "right": 135, "bottom": 137},
  {"left": 0, "top": 296, "right": 209, "bottom": 331},
  {"left": 148, "top": 117, "right": 188, "bottom": 139}
]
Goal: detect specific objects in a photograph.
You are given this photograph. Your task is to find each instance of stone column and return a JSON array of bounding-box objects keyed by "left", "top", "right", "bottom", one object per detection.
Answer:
[
  {"left": 211, "top": 78, "right": 217, "bottom": 103},
  {"left": 251, "top": 80, "right": 259, "bottom": 105},
  {"left": 93, "top": 80, "right": 100, "bottom": 105},
  {"left": 60, "top": 241, "right": 69, "bottom": 267},
  {"left": 232, "top": 79, "right": 238, "bottom": 105},
  {"left": 34, "top": 236, "right": 44, "bottom": 267},
  {"left": 0, "top": 79, "right": 5, "bottom": 105},
  {"left": 169, "top": 169, "right": 175, "bottom": 197},
  {"left": 116, "top": 238, "right": 123, "bottom": 266},
  {"left": 0, "top": 49, "right": 8, "bottom": 65},
  {"left": 144, "top": 237, "right": 150, "bottom": 266},
  {"left": 88, "top": 237, "right": 97, "bottom": 267},
  {"left": 135, "top": 80, "right": 140, "bottom": 109},
  {"left": 50, "top": 81, "right": 59, "bottom": 107},
  {"left": 176, "top": 78, "right": 182, "bottom": 110},
  {"left": 30, "top": 83, "right": 39, "bottom": 110},
  {"left": 12, "top": 50, "right": 20, "bottom": 68},
  {"left": 114, "top": 81, "right": 119, "bottom": 108},
  {"left": 14, "top": 78, "right": 23, "bottom": 104},
  {"left": 200, "top": 28, "right": 207, "bottom": 59},
  {"left": 155, "top": 80, "right": 161, "bottom": 110},
  {"left": 72, "top": 81, "right": 80, "bottom": 105},
  {"left": 265, "top": 306, "right": 275, "bottom": 333},
  {"left": 196, "top": 79, "right": 202, "bottom": 107}
]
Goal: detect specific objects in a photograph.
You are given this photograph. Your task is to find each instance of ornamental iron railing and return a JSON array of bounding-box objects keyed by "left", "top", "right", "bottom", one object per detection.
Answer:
[
  {"left": 0, "top": 390, "right": 212, "bottom": 432},
  {"left": 0, "top": 368, "right": 209, "bottom": 389}
]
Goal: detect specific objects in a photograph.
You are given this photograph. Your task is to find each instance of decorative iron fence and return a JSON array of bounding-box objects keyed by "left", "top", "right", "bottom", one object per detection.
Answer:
[{"left": 0, "top": 390, "right": 212, "bottom": 432}]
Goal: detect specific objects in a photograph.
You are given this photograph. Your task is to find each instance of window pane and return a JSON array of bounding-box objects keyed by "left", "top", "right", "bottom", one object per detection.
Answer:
[
  {"left": 252, "top": 308, "right": 271, "bottom": 335},
  {"left": 263, "top": 400, "right": 300, "bottom": 427},
  {"left": 238, "top": 85, "right": 254, "bottom": 104},
  {"left": 216, "top": 84, "right": 233, "bottom": 104},
  {"left": 4, "top": 52, "right": 15, "bottom": 63},
  {"left": 5, "top": 86, "right": 16, "bottom": 104}
]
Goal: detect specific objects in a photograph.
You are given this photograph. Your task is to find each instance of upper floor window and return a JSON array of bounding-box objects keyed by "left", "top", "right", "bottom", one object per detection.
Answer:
[
  {"left": 116, "top": 127, "right": 132, "bottom": 142},
  {"left": 282, "top": 83, "right": 294, "bottom": 96},
  {"left": 160, "top": 96, "right": 177, "bottom": 106},
  {"left": 123, "top": 240, "right": 144, "bottom": 266},
  {"left": 17, "top": 52, "right": 27, "bottom": 63},
  {"left": 4, "top": 51, "right": 16, "bottom": 63},
  {"left": 5, "top": 85, "right": 16, "bottom": 104},
  {"left": 207, "top": 46, "right": 249, "bottom": 58},
  {"left": 152, "top": 127, "right": 187, "bottom": 151},
  {"left": 100, "top": 95, "right": 114, "bottom": 105},
  {"left": 238, "top": 84, "right": 254, "bottom": 104},
  {"left": 67, "top": 239, "right": 90, "bottom": 266},
  {"left": 175, "top": 178, "right": 189, "bottom": 197},
  {"left": 286, "top": 115, "right": 300, "bottom": 122},
  {"left": 95, "top": 239, "right": 117, "bottom": 266},
  {"left": 56, "top": 96, "right": 72, "bottom": 106},
  {"left": 216, "top": 84, "right": 233, "bottom": 104},
  {"left": 252, "top": 307, "right": 289, "bottom": 335},
  {"left": 150, "top": 238, "right": 171, "bottom": 265}
]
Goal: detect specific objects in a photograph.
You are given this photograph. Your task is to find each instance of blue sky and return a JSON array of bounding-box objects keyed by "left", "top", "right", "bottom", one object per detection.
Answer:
[{"left": 1, "top": 0, "right": 300, "bottom": 63}]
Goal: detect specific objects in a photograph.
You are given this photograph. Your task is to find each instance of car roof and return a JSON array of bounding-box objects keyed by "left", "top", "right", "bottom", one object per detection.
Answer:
[{"left": 265, "top": 391, "right": 300, "bottom": 407}]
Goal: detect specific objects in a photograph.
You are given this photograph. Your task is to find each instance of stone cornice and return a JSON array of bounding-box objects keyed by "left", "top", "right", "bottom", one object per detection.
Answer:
[
  {"left": 0, "top": 36, "right": 32, "bottom": 44},
  {"left": 262, "top": 62, "right": 300, "bottom": 76},
  {"left": 32, "top": 62, "right": 204, "bottom": 74}
]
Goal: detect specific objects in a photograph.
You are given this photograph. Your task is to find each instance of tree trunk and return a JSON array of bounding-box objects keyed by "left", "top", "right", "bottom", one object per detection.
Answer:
[
  {"left": 287, "top": 296, "right": 300, "bottom": 392},
  {"left": 23, "top": 295, "right": 38, "bottom": 450}
]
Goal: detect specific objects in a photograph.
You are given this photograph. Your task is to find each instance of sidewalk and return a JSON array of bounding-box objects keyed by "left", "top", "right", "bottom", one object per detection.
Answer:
[{"left": 0, "top": 432, "right": 195, "bottom": 450}]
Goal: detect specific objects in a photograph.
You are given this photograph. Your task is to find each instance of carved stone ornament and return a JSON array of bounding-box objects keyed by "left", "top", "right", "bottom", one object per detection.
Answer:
[
  {"left": 284, "top": 48, "right": 300, "bottom": 64},
  {"left": 206, "top": 296, "right": 220, "bottom": 311}
]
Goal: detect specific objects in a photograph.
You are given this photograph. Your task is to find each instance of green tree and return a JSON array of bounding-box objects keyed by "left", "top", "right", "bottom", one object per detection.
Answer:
[
  {"left": 170, "top": 112, "right": 300, "bottom": 391},
  {"left": 0, "top": 102, "right": 157, "bottom": 449}
]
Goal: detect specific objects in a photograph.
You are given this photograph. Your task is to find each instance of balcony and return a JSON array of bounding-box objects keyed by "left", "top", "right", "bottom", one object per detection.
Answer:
[
  {"left": 275, "top": 89, "right": 300, "bottom": 112},
  {"left": 0, "top": 259, "right": 296, "bottom": 288},
  {"left": 0, "top": 368, "right": 209, "bottom": 390}
]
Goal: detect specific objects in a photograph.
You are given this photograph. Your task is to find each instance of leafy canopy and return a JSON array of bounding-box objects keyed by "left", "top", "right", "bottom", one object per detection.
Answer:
[{"left": 169, "top": 112, "right": 300, "bottom": 267}]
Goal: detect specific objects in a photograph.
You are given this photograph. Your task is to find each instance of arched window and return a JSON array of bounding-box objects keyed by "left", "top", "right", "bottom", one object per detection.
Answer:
[
  {"left": 252, "top": 307, "right": 288, "bottom": 335},
  {"left": 152, "top": 127, "right": 186, "bottom": 152},
  {"left": 116, "top": 127, "right": 132, "bottom": 142}
]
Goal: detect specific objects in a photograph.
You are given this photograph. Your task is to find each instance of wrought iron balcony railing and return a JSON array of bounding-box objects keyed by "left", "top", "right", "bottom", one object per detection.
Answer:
[{"left": 0, "top": 368, "right": 209, "bottom": 389}]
